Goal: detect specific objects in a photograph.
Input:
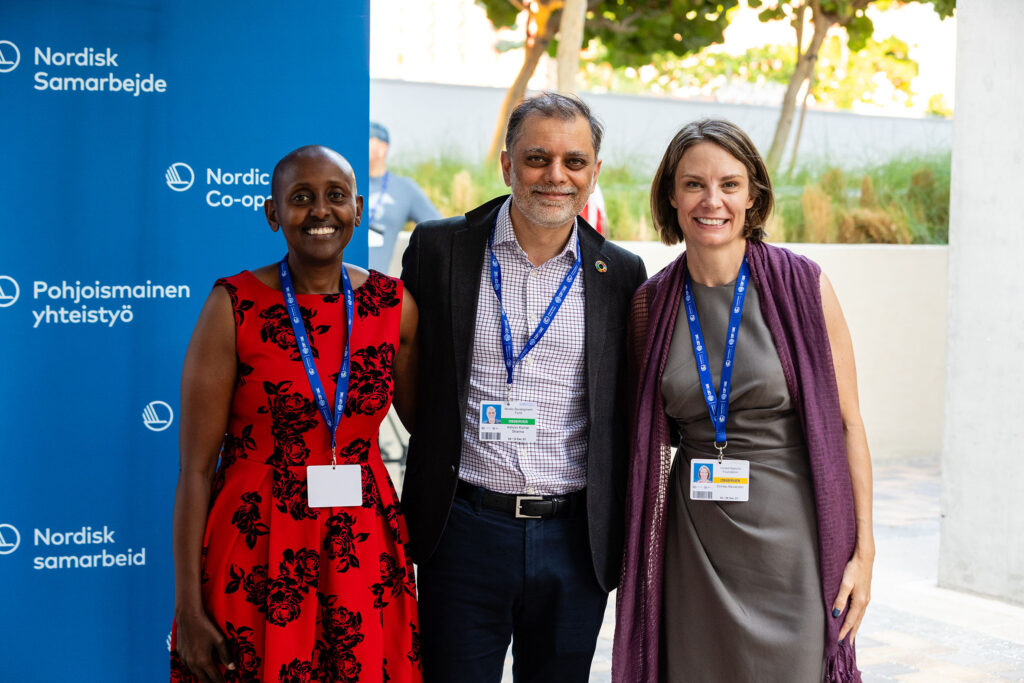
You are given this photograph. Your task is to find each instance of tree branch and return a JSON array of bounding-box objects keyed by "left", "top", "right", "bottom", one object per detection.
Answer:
[{"left": 794, "top": 2, "right": 806, "bottom": 62}]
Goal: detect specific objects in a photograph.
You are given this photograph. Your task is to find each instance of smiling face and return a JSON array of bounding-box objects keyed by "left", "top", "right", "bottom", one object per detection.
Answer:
[
  {"left": 698, "top": 465, "right": 711, "bottom": 482},
  {"left": 670, "top": 142, "right": 754, "bottom": 252},
  {"left": 501, "top": 113, "right": 601, "bottom": 233},
  {"left": 265, "top": 147, "right": 363, "bottom": 267}
]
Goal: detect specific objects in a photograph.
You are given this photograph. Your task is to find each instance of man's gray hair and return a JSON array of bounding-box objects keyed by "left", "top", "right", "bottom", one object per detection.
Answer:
[{"left": 505, "top": 92, "right": 604, "bottom": 157}]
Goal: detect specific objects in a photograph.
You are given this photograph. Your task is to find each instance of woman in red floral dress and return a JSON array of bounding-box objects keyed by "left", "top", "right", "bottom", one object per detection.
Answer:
[{"left": 171, "top": 146, "right": 421, "bottom": 683}]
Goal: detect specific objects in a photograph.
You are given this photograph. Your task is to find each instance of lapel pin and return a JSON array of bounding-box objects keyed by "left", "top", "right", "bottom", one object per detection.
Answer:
[{"left": 594, "top": 260, "right": 608, "bottom": 273}]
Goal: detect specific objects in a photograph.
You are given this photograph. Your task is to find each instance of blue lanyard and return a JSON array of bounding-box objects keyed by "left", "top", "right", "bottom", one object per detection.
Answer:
[
  {"left": 369, "top": 171, "right": 390, "bottom": 226},
  {"left": 278, "top": 255, "right": 354, "bottom": 466},
  {"left": 682, "top": 257, "right": 750, "bottom": 458},
  {"left": 488, "top": 219, "right": 581, "bottom": 400}
]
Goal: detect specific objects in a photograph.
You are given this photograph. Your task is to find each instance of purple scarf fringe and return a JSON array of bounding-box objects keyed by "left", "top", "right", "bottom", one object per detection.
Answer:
[{"left": 612, "top": 241, "right": 860, "bottom": 682}]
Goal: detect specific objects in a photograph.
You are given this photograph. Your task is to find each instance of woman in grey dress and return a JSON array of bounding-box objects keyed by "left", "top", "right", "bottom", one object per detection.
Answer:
[{"left": 613, "top": 120, "right": 874, "bottom": 683}]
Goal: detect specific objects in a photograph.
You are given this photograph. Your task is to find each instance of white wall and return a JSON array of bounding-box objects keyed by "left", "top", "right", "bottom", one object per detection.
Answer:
[
  {"left": 393, "top": 233, "right": 948, "bottom": 463},
  {"left": 939, "top": 0, "right": 1024, "bottom": 604},
  {"left": 623, "top": 242, "right": 947, "bottom": 463},
  {"left": 372, "top": 78, "right": 953, "bottom": 171}
]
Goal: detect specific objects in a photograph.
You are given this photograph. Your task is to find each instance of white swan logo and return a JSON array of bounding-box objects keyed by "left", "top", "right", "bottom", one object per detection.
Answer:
[
  {"left": 0, "top": 524, "right": 21, "bottom": 555},
  {"left": 143, "top": 401, "right": 174, "bottom": 432},
  {"left": 0, "top": 41, "right": 20, "bottom": 74},
  {"left": 0, "top": 276, "right": 20, "bottom": 307},
  {"left": 165, "top": 162, "right": 194, "bottom": 192}
]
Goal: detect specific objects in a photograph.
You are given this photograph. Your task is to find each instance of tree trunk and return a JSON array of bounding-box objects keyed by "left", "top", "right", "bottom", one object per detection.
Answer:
[
  {"left": 785, "top": 73, "right": 814, "bottom": 180},
  {"left": 765, "top": 7, "right": 831, "bottom": 171},
  {"left": 556, "top": 0, "right": 587, "bottom": 93},
  {"left": 486, "top": 7, "right": 562, "bottom": 163}
]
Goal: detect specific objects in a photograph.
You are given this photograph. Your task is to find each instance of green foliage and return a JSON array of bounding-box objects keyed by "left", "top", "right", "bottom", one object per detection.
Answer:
[
  {"left": 393, "top": 157, "right": 657, "bottom": 241},
  {"left": 590, "top": 164, "right": 658, "bottom": 240},
  {"left": 773, "top": 152, "right": 950, "bottom": 243},
  {"left": 758, "top": 5, "right": 786, "bottom": 21},
  {"left": 474, "top": 0, "right": 522, "bottom": 29},
  {"left": 844, "top": 13, "right": 874, "bottom": 51},
  {"left": 821, "top": 0, "right": 867, "bottom": 14},
  {"left": 579, "top": 35, "right": 918, "bottom": 110},
  {"left": 390, "top": 157, "right": 508, "bottom": 221},
  {"left": 584, "top": 0, "right": 739, "bottom": 68},
  {"left": 926, "top": 93, "right": 953, "bottom": 118},
  {"left": 814, "top": 35, "right": 918, "bottom": 109},
  {"left": 394, "top": 153, "right": 950, "bottom": 245},
  {"left": 577, "top": 42, "right": 796, "bottom": 95},
  {"left": 476, "top": 0, "right": 749, "bottom": 68},
  {"left": 913, "top": 0, "right": 955, "bottom": 18},
  {"left": 753, "top": 0, "right": 953, "bottom": 34},
  {"left": 476, "top": 0, "right": 955, "bottom": 78}
]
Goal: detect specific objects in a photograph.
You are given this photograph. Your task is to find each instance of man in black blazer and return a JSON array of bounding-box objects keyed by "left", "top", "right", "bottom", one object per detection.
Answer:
[{"left": 401, "top": 92, "right": 647, "bottom": 683}]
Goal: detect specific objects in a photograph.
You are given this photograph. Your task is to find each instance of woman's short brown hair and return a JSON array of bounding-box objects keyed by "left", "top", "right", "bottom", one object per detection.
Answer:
[{"left": 650, "top": 119, "right": 774, "bottom": 245}]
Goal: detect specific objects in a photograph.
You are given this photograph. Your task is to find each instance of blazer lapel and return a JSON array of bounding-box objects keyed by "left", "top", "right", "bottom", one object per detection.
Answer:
[
  {"left": 450, "top": 201, "right": 498, "bottom": 413},
  {"left": 579, "top": 225, "right": 610, "bottom": 417}
]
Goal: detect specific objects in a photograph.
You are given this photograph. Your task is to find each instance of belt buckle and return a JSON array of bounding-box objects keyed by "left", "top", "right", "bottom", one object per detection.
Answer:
[{"left": 514, "top": 495, "right": 544, "bottom": 519}]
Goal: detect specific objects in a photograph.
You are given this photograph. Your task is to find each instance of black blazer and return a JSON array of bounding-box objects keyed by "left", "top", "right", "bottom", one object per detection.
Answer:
[{"left": 400, "top": 195, "right": 647, "bottom": 592}]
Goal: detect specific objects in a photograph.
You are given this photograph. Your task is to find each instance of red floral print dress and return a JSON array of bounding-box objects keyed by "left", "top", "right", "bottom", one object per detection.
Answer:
[{"left": 171, "top": 270, "right": 421, "bottom": 683}]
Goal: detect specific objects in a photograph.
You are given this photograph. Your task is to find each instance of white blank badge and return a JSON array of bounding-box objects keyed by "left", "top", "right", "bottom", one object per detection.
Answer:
[
  {"left": 689, "top": 458, "right": 750, "bottom": 502},
  {"left": 306, "top": 464, "right": 363, "bottom": 508}
]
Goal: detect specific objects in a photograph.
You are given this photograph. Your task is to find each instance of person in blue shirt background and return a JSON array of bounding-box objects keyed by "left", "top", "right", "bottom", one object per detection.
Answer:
[{"left": 367, "top": 121, "right": 442, "bottom": 273}]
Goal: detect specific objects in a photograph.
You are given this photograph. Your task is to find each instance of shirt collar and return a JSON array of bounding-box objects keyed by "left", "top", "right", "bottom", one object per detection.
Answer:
[{"left": 495, "top": 196, "right": 580, "bottom": 264}]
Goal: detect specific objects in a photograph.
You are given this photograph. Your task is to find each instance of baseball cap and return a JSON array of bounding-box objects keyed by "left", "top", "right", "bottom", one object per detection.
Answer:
[{"left": 369, "top": 121, "right": 390, "bottom": 144}]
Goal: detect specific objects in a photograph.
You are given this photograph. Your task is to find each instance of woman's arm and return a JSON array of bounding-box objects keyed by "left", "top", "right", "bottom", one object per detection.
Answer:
[
  {"left": 820, "top": 272, "right": 875, "bottom": 643},
  {"left": 392, "top": 287, "right": 419, "bottom": 430},
  {"left": 172, "top": 285, "right": 238, "bottom": 683}
]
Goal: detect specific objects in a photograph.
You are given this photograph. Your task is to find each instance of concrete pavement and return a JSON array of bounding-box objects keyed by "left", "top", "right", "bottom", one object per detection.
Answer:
[{"left": 494, "top": 457, "right": 1024, "bottom": 681}]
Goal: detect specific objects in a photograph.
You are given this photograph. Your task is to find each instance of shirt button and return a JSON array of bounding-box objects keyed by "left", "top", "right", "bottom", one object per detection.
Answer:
[
  {"left": 518, "top": 448, "right": 528, "bottom": 457},
  {"left": 526, "top": 357, "right": 535, "bottom": 366},
  {"left": 526, "top": 486, "right": 536, "bottom": 494},
  {"left": 529, "top": 269, "right": 539, "bottom": 278},
  {"left": 528, "top": 314, "right": 538, "bottom": 324}
]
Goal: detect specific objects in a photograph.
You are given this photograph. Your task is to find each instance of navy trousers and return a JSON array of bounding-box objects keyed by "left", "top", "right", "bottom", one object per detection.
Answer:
[{"left": 417, "top": 489, "right": 608, "bottom": 683}]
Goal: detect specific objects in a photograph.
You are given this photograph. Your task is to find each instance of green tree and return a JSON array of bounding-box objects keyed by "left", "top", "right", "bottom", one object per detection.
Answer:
[
  {"left": 476, "top": 0, "right": 739, "bottom": 160},
  {"left": 756, "top": 0, "right": 955, "bottom": 171},
  {"left": 812, "top": 35, "right": 917, "bottom": 109},
  {"left": 477, "top": 0, "right": 590, "bottom": 161},
  {"left": 584, "top": 1, "right": 739, "bottom": 67},
  {"left": 579, "top": 35, "right": 915, "bottom": 107}
]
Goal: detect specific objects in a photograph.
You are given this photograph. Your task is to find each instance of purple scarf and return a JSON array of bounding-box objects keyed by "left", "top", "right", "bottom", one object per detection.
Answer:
[{"left": 613, "top": 240, "right": 859, "bottom": 682}]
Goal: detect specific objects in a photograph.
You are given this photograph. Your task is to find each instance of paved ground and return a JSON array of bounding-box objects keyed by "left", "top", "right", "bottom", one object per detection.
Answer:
[
  {"left": 491, "top": 457, "right": 1024, "bottom": 681},
  {"left": 388, "top": 449, "right": 1024, "bottom": 681}
]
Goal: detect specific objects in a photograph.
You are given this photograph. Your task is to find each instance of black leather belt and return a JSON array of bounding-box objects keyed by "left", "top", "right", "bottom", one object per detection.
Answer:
[{"left": 456, "top": 480, "right": 583, "bottom": 519}]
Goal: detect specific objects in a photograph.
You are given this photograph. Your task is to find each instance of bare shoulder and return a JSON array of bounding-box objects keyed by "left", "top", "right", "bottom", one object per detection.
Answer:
[
  {"left": 186, "top": 283, "right": 236, "bottom": 365},
  {"left": 818, "top": 270, "right": 843, "bottom": 319},
  {"left": 204, "top": 281, "right": 234, "bottom": 317},
  {"left": 250, "top": 264, "right": 279, "bottom": 290},
  {"left": 345, "top": 263, "right": 370, "bottom": 290},
  {"left": 401, "top": 286, "right": 418, "bottom": 317}
]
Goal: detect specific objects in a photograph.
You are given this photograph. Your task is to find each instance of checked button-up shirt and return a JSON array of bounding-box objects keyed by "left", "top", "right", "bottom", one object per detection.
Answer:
[{"left": 459, "top": 197, "right": 588, "bottom": 496}]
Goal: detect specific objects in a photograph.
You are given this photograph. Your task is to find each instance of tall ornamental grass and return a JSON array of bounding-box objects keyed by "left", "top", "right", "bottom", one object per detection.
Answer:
[{"left": 393, "top": 152, "right": 950, "bottom": 245}]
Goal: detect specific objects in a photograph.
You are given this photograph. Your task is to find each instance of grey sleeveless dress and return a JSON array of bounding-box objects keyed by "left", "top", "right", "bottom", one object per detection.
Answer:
[{"left": 660, "top": 277, "right": 825, "bottom": 682}]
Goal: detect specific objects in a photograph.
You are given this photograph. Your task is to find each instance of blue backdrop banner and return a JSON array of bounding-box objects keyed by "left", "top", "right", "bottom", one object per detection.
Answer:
[{"left": 0, "top": 2, "right": 368, "bottom": 679}]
